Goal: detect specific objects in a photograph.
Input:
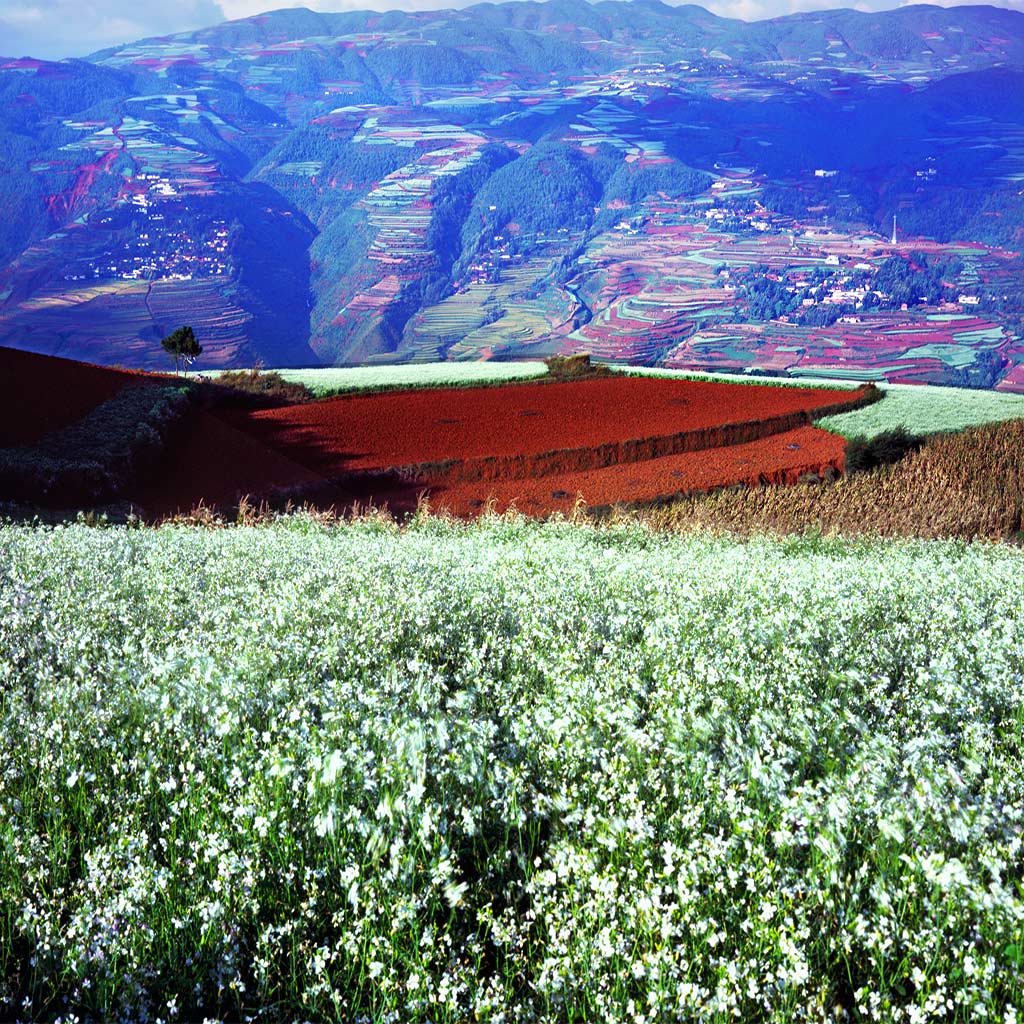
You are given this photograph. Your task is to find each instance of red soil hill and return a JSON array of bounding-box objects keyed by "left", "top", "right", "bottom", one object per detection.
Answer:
[{"left": 2, "top": 349, "right": 862, "bottom": 518}]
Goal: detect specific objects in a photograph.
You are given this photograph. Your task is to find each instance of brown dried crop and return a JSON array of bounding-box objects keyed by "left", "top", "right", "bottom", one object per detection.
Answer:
[{"left": 640, "top": 418, "right": 1024, "bottom": 541}]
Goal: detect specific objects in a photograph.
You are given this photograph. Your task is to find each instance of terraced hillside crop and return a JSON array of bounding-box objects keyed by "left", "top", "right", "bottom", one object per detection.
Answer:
[
  {"left": 620, "top": 367, "right": 1024, "bottom": 439},
  {"left": 1, "top": 3, "right": 1024, "bottom": 377},
  {"left": 815, "top": 382, "right": 1024, "bottom": 439}
]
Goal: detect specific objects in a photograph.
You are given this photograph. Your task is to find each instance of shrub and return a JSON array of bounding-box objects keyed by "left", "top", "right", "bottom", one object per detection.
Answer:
[
  {"left": 208, "top": 368, "right": 314, "bottom": 407},
  {"left": 543, "top": 353, "right": 613, "bottom": 381},
  {"left": 844, "top": 426, "right": 923, "bottom": 473}
]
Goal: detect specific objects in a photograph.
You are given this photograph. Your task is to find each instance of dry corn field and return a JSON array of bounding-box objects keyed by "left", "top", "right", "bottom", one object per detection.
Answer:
[{"left": 640, "top": 419, "right": 1024, "bottom": 540}]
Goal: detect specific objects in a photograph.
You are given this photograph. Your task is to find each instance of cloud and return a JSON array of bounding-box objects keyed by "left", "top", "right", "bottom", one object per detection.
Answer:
[
  {"left": 1, "top": 0, "right": 1022, "bottom": 60},
  {"left": 697, "top": 0, "right": 1024, "bottom": 15},
  {"left": 0, "top": 0, "right": 224, "bottom": 59},
  {"left": 895, "top": 0, "right": 1024, "bottom": 9}
]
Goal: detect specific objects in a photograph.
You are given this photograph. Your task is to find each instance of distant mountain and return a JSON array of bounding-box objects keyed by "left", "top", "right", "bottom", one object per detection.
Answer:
[{"left": 1, "top": 2, "right": 1023, "bottom": 385}]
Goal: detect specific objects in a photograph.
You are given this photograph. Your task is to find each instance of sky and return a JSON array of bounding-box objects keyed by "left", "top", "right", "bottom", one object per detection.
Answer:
[{"left": 1, "top": 0, "right": 1021, "bottom": 60}]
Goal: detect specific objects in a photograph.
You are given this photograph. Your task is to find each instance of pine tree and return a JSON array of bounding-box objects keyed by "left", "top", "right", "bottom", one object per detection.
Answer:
[{"left": 160, "top": 326, "right": 202, "bottom": 376}]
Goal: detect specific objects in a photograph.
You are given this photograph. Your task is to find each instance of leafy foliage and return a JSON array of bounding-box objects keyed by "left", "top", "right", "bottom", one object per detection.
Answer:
[
  {"left": 602, "top": 161, "right": 711, "bottom": 207},
  {"left": 161, "top": 326, "right": 202, "bottom": 375},
  {"left": 366, "top": 44, "right": 484, "bottom": 86},
  {"left": 739, "top": 271, "right": 800, "bottom": 322},
  {"left": 457, "top": 142, "right": 603, "bottom": 271},
  {"left": 209, "top": 368, "right": 314, "bottom": 407}
]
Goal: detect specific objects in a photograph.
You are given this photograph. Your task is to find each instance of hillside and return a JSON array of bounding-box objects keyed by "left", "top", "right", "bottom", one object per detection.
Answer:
[
  {"left": 0, "top": 347, "right": 872, "bottom": 520},
  {"left": 4, "top": 328, "right": 1024, "bottom": 1019},
  {"left": 0, "top": 2, "right": 1022, "bottom": 385}
]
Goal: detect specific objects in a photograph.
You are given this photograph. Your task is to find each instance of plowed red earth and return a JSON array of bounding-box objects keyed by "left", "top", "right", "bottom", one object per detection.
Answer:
[
  {"left": 430, "top": 426, "right": 846, "bottom": 515},
  {"left": 0, "top": 346, "right": 145, "bottom": 446},
  {"left": 247, "top": 377, "right": 861, "bottom": 476},
  {"left": 2, "top": 348, "right": 862, "bottom": 519}
]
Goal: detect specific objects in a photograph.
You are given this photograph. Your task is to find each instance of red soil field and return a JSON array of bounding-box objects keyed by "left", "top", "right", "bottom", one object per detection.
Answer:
[
  {"left": 1, "top": 348, "right": 864, "bottom": 519},
  {"left": 0, "top": 346, "right": 145, "bottom": 446},
  {"left": 430, "top": 425, "right": 846, "bottom": 516},
  {"left": 247, "top": 377, "right": 864, "bottom": 477}
]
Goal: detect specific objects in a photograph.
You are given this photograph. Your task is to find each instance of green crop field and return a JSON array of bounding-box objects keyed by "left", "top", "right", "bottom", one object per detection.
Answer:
[
  {"left": 256, "top": 361, "right": 549, "bottom": 396},
  {"left": 2, "top": 516, "right": 1023, "bottom": 1021},
  {"left": 816, "top": 383, "right": 1024, "bottom": 439}
]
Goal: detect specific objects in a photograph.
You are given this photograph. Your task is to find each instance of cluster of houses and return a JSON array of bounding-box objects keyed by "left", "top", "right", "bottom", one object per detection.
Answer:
[{"left": 62, "top": 218, "right": 231, "bottom": 284}]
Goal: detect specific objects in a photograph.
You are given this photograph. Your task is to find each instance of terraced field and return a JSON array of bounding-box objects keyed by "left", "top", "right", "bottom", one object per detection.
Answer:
[
  {"left": 0, "top": 275, "right": 260, "bottom": 369},
  {"left": 3, "top": 351, "right": 881, "bottom": 520},
  {"left": 409, "top": 252, "right": 581, "bottom": 361}
]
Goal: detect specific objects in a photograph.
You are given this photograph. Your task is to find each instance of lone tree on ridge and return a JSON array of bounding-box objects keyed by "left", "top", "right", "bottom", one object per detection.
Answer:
[{"left": 161, "top": 325, "right": 202, "bottom": 376}]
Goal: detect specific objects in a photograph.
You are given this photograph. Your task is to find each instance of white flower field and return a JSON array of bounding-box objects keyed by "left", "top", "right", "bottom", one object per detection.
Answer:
[{"left": 1, "top": 515, "right": 1023, "bottom": 1022}]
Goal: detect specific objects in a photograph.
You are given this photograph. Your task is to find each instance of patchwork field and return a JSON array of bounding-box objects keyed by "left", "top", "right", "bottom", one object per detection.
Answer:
[
  {"left": 2, "top": 350, "right": 873, "bottom": 519},
  {"left": 0, "top": 274, "right": 263, "bottom": 370},
  {"left": 13, "top": 349, "right": 1024, "bottom": 524}
]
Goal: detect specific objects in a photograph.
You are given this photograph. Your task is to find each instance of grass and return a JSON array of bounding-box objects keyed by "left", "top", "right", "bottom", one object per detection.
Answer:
[
  {"left": 612, "top": 365, "right": 864, "bottom": 391},
  {"left": 1, "top": 515, "right": 1023, "bottom": 1021}
]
